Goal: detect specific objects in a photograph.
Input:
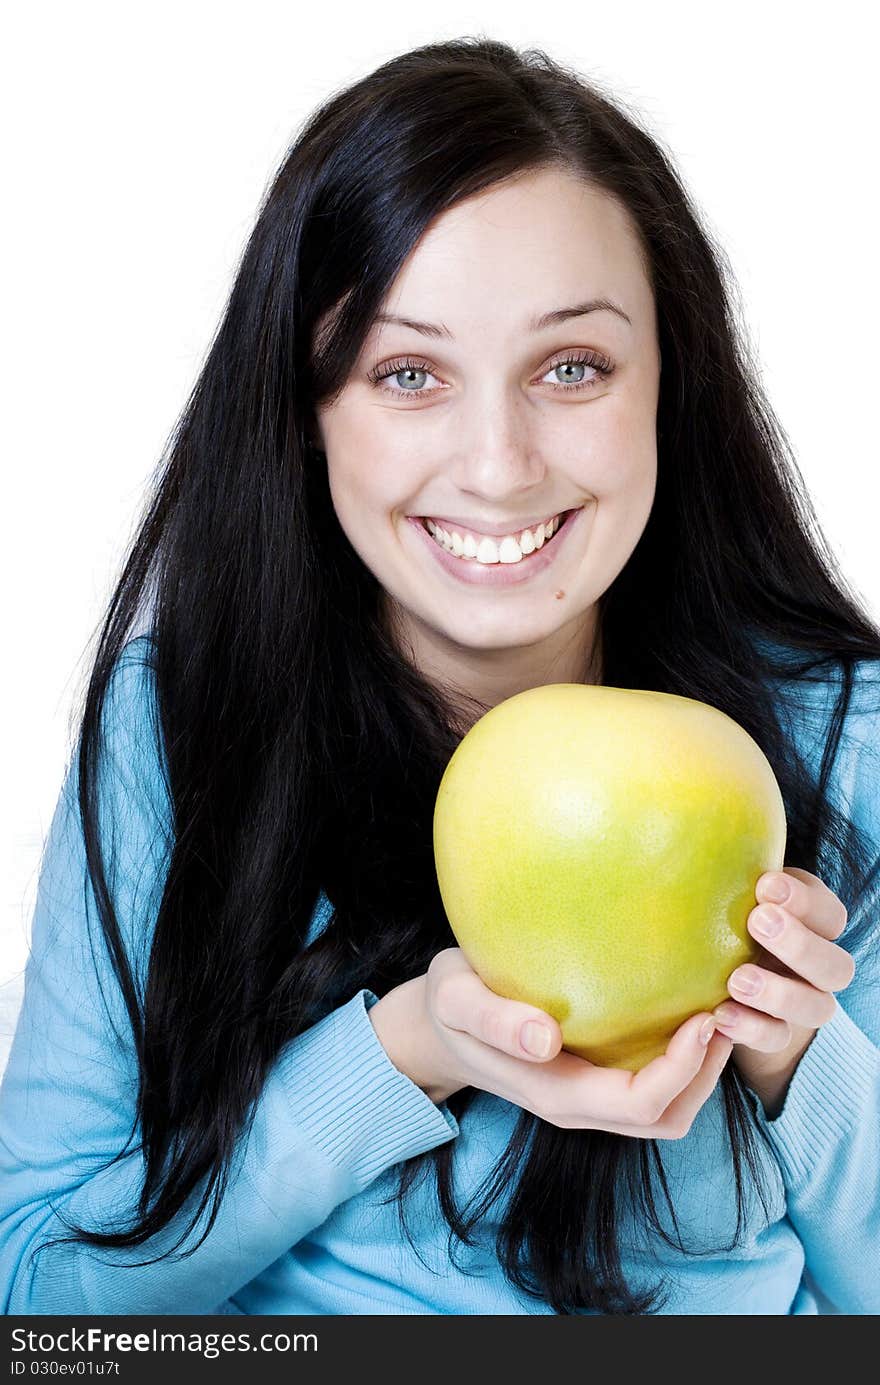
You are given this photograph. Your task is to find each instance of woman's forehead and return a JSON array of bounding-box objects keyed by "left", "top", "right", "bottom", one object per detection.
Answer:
[{"left": 312, "top": 170, "right": 655, "bottom": 358}]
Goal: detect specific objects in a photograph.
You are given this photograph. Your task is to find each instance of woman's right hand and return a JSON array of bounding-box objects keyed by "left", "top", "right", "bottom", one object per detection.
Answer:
[{"left": 368, "top": 947, "right": 733, "bottom": 1140}]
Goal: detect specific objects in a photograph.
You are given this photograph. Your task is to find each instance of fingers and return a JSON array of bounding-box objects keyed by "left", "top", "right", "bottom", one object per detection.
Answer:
[
  {"left": 745, "top": 903, "right": 856, "bottom": 992},
  {"left": 428, "top": 947, "right": 564, "bottom": 1063},
  {"left": 726, "top": 962, "right": 838, "bottom": 1028},
  {"left": 427, "top": 950, "right": 730, "bottom": 1138},
  {"left": 723, "top": 883, "right": 854, "bottom": 1048},
  {"left": 645, "top": 1031, "right": 734, "bottom": 1138},
  {"left": 713, "top": 999, "right": 792, "bottom": 1052},
  {"left": 619, "top": 1011, "right": 723, "bottom": 1124},
  {"left": 543, "top": 1011, "right": 721, "bottom": 1130},
  {"left": 756, "top": 868, "right": 848, "bottom": 940}
]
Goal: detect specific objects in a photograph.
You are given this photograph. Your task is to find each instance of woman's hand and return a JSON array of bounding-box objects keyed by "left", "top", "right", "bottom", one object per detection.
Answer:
[
  {"left": 369, "top": 948, "right": 733, "bottom": 1141},
  {"left": 712, "top": 867, "right": 855, "bottom": 1118}
]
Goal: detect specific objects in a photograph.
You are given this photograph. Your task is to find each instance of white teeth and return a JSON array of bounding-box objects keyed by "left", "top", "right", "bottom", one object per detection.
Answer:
[
  {"left": 497, "top": 536, "right": 523, "bottom": 564},
  {"left": 425, "top": 514, "right": 562, "bottom": 563}
]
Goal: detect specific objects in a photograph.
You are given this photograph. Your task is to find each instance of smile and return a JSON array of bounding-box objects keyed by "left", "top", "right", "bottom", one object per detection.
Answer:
[
  {"left": 421, "top": 512, "right": 563, "bottom": 564},
  {"left": 406, "top": 506, "right": 587, "bottom": 587}
]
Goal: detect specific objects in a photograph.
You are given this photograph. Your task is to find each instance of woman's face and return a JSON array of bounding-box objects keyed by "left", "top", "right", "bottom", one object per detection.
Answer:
[{"left": 314, "top": 165, "right": 661, "bottom": 711}]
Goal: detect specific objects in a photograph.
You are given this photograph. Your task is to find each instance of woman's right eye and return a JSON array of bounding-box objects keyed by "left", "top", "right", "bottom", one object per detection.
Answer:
[{"left": 367, "top": 357, "right": 443, "bottom": 398}]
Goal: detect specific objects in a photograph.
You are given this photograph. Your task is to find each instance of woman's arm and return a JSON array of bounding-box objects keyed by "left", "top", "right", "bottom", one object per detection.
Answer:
[
  {"left": 0, "top": 645, "right": 458, "bottom": 1314},
  {"left": 743, "top": 666, "right": 880, "bottom": 1314},
  {"left": 746, "top": 990, "right": 879, "bottom": 1313}
]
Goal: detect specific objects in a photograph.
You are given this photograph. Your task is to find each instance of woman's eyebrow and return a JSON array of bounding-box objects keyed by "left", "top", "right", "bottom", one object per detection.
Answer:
[{"left": 372, "top": 298, "right": 632, "bottom": 339}]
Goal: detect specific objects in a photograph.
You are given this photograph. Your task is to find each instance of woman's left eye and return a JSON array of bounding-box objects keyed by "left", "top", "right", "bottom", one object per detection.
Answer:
[
  {"left": 367, "top": 351, "right": 615, "bottom": 399},
  {"left": 539, "top": 352, "right": 615, "bottom": 391}
]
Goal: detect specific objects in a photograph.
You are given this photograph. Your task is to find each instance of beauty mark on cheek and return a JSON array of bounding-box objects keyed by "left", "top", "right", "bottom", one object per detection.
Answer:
[{"left": 554, "top": 590, "right": 565, "bottom": 600}]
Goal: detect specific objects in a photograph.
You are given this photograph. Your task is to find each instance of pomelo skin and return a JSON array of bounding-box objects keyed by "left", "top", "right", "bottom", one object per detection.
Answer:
[{"left": 433, "top": 683, "right": 787, "bottom": 1073}]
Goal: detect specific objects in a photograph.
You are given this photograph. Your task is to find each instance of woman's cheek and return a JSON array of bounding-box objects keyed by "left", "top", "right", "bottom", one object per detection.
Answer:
[{"left": 577, "top": 431, "right": 657, "bottom": 504}]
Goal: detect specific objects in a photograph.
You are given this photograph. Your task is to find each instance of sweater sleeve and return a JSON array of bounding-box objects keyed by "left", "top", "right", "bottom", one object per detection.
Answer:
[
  {"left": 0, "top": 640, "right": 459, "bottom": 1314},
  {"left": 746, "top": 658, "right": 880, "bottom": 1314}
]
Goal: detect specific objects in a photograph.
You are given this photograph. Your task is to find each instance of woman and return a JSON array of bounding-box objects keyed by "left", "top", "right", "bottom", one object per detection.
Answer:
[{"left": 1, "top": 36, "right": 878, "bottom": 1316}]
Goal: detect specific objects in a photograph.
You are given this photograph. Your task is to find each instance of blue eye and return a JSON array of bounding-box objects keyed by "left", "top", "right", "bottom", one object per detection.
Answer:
[
  {"left": 367, "top": 351, "right": 615, "bottom": 400},
  {"left": 542, "top": 356, "right": 608, "bottom": 389},
  {"left": 371, "top": 360, "right": 438, "bottom": 394}
]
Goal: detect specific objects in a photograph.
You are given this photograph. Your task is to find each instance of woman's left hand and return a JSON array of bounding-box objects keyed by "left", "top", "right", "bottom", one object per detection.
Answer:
[{"left": 713, "top": 867, "right": 855, "bottom": 1118}]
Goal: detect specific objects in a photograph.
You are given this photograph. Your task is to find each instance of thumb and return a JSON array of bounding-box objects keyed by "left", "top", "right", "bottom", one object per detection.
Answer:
[
  {"left": 516, "top": 1012, "right": 564, "bottom": 1061},
  {"left": 434, "top": 956, "right": 564, "bottom": 1062}
]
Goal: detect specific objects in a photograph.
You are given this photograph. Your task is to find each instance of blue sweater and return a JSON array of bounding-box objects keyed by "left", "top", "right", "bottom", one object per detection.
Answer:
[{"left": 1, "top": 637, "right": 879, "bottom": 1315}]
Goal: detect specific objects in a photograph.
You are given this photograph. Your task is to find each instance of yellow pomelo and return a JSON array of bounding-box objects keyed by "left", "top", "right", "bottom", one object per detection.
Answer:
[{"left": 433, "top": 683, "right": 786, "bottom": 1072}]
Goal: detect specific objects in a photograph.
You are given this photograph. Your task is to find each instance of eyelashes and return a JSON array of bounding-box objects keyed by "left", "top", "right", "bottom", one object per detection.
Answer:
[{"left": 366, "top": 349, "right": 616, "bottom": 400}]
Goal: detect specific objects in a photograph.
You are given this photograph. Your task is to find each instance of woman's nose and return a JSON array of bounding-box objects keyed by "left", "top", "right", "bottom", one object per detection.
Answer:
[{"left": 449, "top": 393, "right": 547, "bottom": 495}]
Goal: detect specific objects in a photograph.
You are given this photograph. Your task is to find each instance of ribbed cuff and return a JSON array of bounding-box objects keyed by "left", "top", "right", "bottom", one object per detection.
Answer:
[
  {"left": 275, "top": 989, "right": 459, "bottom": 1187},
  {"left": 749, "top": 1001, "right": 880, "bottom": 1188}
]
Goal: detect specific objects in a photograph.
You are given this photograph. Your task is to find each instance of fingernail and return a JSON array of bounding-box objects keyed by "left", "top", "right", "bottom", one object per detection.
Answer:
[
  {"left": 521, "top": 1021, "right": 552, "bottom": 1057},
  {"left": 730, "top": 966, "right": 761, "bottom": 996},
  {"left": 699, "top": 1018, "right": 717, "bottom": 1046},
  {"left": 761, "top": 876, "right": 790, "bottom": 904},
  {"left": 752, "top": 906, "right": 784, "bottom": 938},
  {"left": 714, "top": 1003, "right": 738, "bottom": 1026}
]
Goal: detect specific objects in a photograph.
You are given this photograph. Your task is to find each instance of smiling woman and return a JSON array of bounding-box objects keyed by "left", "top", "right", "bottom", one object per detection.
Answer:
[{"left": 1, "top": 35, "right": 879, "bottom": 1318}]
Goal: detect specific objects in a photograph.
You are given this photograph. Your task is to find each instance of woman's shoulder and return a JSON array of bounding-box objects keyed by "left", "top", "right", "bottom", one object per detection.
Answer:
[
  {"left": 111, "top": 631, "right": 159, "bottom": 696},
  {"left": 96, "top": 632, "right": 166, "bottom": 796},
  {"left": 103, "top": 635, "right": 334, "bottom": 945},
  {"left": 752, "top": 632, "right": 880, "bottom": 729},
  {"left": 753, "top": 632, "right": 880, "bottom": 829},
  {"left": 117, "top": 629, "right": 158, "bottom": 667},
  {"left": 58, "top": 634, "right": 171, "bottom": 917}
]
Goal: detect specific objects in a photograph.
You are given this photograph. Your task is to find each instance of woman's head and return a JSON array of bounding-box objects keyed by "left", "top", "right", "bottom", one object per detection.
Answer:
[
  {"left": 54, "top": 37, "right": 880, "bottom": 1315},
  {"left": 291, "top": 41, "right": 732, "bottom": 697},
  {"left": 314, "top": 165, "right": 660, "bottom": 703},
  {"left": 282, "top": 34, "right": 841, "bottom": 701}
]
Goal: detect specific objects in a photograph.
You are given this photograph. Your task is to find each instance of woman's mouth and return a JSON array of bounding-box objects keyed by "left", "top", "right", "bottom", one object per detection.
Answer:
[{"left": 405, "top": 506, "right": 587, "bottom": 587}]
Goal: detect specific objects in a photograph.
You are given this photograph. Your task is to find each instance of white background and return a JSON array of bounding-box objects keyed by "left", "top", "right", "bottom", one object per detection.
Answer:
[{"left": 2, "top": 0, "right": 879, "bottom": 1074}]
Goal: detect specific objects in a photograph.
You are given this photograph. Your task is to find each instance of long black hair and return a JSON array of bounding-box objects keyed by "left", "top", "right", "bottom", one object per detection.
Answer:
[{"left": 36, "top": 36, "right": 880, "bottom": 1313}]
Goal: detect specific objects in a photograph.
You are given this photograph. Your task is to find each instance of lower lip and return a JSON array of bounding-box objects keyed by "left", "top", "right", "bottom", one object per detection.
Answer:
[{"left": 406, "top": 507, "right": 587, "bottom": 586}]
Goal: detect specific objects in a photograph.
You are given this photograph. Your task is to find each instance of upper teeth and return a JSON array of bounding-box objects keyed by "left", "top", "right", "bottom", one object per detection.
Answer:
[{"left": 424, "top": 513, "right": 563, "bottom": 564}]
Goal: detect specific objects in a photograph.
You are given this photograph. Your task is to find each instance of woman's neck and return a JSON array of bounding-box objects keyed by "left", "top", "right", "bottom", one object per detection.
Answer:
[{"left": 386, "top": 597, "right": 603, "bottom": 735}]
